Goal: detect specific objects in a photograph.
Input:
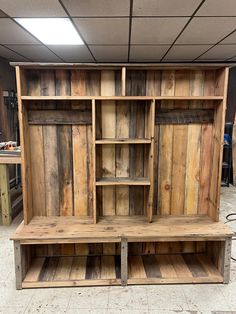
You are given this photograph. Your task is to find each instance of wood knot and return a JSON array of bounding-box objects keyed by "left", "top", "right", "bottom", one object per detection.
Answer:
[
  {"left": 164, "top": 184, "right": 170, "bottom": 190},
  {"left": 105, "top": 227, "right": 113, "bottom": 230}
]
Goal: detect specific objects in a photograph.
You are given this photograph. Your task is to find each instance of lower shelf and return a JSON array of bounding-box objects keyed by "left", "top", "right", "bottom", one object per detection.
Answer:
[
  {"left": 128, "top": 253, "right": 223, "bottom": 284},
  {"left": 23, "top": 255, "right": 121, "bottom": 288},
  {"left": 22, "top": 253, "right": 223, "bottom": 288}
]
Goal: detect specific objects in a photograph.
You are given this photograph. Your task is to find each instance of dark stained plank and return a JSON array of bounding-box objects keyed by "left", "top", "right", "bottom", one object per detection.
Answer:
[
  {"left": 39, "top": 257, "right": 59, "bottom": 282},
  {"left": 86, "top": 71, "right": 101, "bottom": 96},
  {"left": 28, "top": 109, "right": 92, "bottom": 125},
  {"left": 115, "top": 255, "right": 121, "bottom": 279},
  {"left": 85, "top": 256, "right": 101, "bottom": 279},
  {"left": 57, "top": 125, "right": 73, "bottom": 217},
  {"left": 55, "top": 69, "right": 71, "bottom": 96},
  {"left": 142, "top": 255, "right": 162, "bottom": 278},
  {"left": 183, "top": 254, "right": 208, "bottom": 277}
]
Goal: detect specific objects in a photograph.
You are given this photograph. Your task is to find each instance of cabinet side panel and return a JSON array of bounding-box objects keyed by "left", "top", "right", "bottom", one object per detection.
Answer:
[
  {"left": 209, "top": 68, "right": 229, "bottom": 221},
  {"left": 16, "top": 66, "right": 33, "bottom": 224}
]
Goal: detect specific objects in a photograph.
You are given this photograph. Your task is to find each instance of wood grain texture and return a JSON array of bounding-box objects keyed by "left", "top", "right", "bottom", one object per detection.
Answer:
[
  {"left": 101, "top": 71, "right": 116, "bottom": 216},
  {"left": 171, "top": 70, "right": 189, "bottom": 215},
  {"left": 29, "top": 125, "right": 45, "bottom": 216},
  {"left": 158, "top": 70, "right": 175, "bottom": 215}
]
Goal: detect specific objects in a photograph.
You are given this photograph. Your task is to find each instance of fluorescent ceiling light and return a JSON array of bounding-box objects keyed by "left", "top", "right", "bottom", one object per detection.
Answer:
[{"left": 15, "top": 18, "right": 84, "bottom": 45}]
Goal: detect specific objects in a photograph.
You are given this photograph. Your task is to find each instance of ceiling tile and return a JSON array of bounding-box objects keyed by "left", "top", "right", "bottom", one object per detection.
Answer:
[
  {"left": 0, "top": 0, "right": 66, "bottom": 17},
  {"left": 48, "top": 45, "right": 94, "bottom": 62},
  {"left": 228, "top": 56, "right": 236, "bottom": 61},
  {"left": 130, "top": 45, "right": 170, "bottom": 61},
  {"left": 198, "top": 44, "right": 236, "bottom": 60},
  {"left": 89, "top": 45, "right": 128, "bottom": 61},
  {"left": 0, "top": 18, "right": 39, "bottom": 44},
  {"left": 5, "top": 45, "right": 61, "bottom": 62},
  {"left": 196, "top": 0, "right": 236, "bottom": 16},
  {"left": 0, "top": 9, "right": 8, "bottom": 17},
  {"left": 73, "top": 18, "right": 129, "bottom": 44},
  {"left": 164, "top": 44, "right": 213, "bottom": 60},
  {"left": 133, "top": 0, "right": 202, "bottom": 16},
  {"left": 176, "top": 17, "right": 236, "bottom": 44},
  {"left": 0, "top": 45, "right": 27, "bottom": 61},
  {"left": 221, "top": 31, "right": 236, "bottom": 44},
  {"left": 131, "top": 18, "right": 188, "bottom": 44},
  {"left": 63, "top": 0, "right": 129, "bottom": 17}
]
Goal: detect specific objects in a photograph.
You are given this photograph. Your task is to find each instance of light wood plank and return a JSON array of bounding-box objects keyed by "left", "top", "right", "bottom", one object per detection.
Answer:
[
  {"left": 116, "top": 101, "right": 130, "bottom": 215},
  {"left": 128, "top": 256, "right": 146, "bottom": 279},
  {"left": 54, "top": 257, "right": 73, "bottom": 281},
  {"left": 184, "top": 124, "right": 201, "bottom": 215},
  {"left": 24, "top": 258, "right": 45, "bottom": 282},
  {"left": 101, "top": 70, "right": 116, "bottom": 216},
  {"left": 70, "top": 257, "right": 87, "bottom": 280}
]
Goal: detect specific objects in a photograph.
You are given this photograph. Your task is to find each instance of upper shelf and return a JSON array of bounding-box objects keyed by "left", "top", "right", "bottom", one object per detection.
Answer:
[{"left": 21, "top": 96, "right": 224, "bottom": 101}]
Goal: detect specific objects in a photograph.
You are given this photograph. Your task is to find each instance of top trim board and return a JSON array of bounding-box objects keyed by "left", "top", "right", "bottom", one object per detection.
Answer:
[{"left": 10, "top": 62, "right": 234, "bottom": 69}]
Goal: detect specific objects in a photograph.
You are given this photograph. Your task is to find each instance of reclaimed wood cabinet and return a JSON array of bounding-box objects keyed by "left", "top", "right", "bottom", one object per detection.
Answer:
[{"left": 11, "top": 63, "right": 233, "bottom": 289}]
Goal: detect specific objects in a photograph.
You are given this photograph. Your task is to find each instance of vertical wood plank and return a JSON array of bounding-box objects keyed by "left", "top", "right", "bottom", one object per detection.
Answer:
[
  {"left": 223, "top": 238, "right": 232, "bottom": 283},
  {"left": 16, "top": 67, "right": 33, "bottom": 224},
  {"left": 121, "top": 67, "right": 126, "bottom": 96},
  {"left": 101, "top": 70, "right": 116, "bottom": 216},
  {"left": 71, "top": 70, "right": 92, "bottom": 218},
  {"left": 158, "top": 70, "right": 175, "bottom": 215},
  {"left": 92, "top": 99, "right": 97, "bottom": 222},
  {"left": 29, "top": 126, "right": 46, "bottom": 216},
  {"left": 116, "top": 101, "right": 129, "bottom": 215},
  {"left": 43, "top": 126, "right": 59, "bottom": 216},
  {"left": 127, "top": 71, "right": 146, "bottom": 216},
  {"left": 199, "top": 124, "right": 212, "bottom": 215},
  {"left": 184, "top": 124, "right": 201, "bottom": 215},
  {"left": 209, "top": 68, "right": 229, "bottom": 221},
  {"left": 121, "top": 238, "right": 128, "bottom": 285},
  {"left": 14, "top": 241, "right": 22, "bottom": 289},
  {"left": 171, "top": 70, "right": 189, "bottom": 215},
  {"left": 146, "top": 71, "right": 161, "bottom": 216},
  {"left": 57, "top": 126, "right": 73, "bottom": 216}
]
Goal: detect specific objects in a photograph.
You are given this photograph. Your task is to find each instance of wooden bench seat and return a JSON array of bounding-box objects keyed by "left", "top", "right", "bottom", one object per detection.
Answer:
[{"left": 11, "top": 216, "right": 233, "bottom": 244}]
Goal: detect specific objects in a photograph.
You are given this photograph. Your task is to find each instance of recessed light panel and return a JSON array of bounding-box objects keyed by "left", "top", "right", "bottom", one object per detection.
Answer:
[{"left": 15, "top": 18, "right": 84, "bottom": 45}]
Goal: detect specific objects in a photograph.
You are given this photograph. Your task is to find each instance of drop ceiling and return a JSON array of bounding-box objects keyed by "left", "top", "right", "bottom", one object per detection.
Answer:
[{"left": 0, "top": 0, "right": 235, "bottom": 63}]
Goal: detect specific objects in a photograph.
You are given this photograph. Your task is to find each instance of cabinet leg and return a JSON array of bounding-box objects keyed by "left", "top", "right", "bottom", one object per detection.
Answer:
[
  {"left": 223, "top": 238, "right": 232, "bottom": 284},
  {"left": 121, "top": 237, "right": 128, "bottom": 286},
  {"left": 14, "top": 241, "right": 22, "bottom": 290}
]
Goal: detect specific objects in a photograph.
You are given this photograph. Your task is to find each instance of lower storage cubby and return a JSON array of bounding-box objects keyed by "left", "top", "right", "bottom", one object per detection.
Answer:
[
  {"left": 127, "top": 240, "right": 230, "bottom": 285},
  {"left": 19, "top": 243, "right": 122, "bottom": 288},
  {"left": 128, "top": 253, "right": 223, "bottom": 284}
]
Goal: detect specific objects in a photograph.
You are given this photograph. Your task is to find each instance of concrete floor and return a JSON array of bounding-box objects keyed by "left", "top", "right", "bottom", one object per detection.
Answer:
[{"left": 0, "top": 186, "right": 236, "bottom": 314}]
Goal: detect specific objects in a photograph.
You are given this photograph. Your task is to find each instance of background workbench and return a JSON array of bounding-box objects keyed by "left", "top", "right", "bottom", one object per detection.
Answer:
[{"left": 0, "top": 152, "right": 21, "bottom": 225}]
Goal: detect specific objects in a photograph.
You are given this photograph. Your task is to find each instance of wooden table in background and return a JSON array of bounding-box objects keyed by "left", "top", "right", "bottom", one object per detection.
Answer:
[{"left": 0, "top": 153, "right": 21, "bottom": 225}]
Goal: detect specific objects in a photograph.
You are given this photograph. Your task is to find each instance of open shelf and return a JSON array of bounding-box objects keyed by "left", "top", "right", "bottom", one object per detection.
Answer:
[
  {"left": 23, "top": 255, "right": 121, "bottom": 288},
  {"left": 96, "top": 177, "right": 150, "bottom": 186},
  {"left": 95, "top": 138, "right": 151, "bottom": 144},
  {"left": 128, "top": 253, "right": 223, "bottom": 284}
]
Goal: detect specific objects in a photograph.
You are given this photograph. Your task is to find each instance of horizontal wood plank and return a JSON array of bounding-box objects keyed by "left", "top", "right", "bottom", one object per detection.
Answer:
[
  {"left": 96, "top": 177, "right": 150, "bottom": 186},
  {"left": 28, "top": 110, "right": 91, "bottom": 125}
]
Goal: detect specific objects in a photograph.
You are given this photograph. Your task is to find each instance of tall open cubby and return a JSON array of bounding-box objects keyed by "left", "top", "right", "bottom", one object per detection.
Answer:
[{"left": 11, "top": 63, "right": 233, "bottom": 289}]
